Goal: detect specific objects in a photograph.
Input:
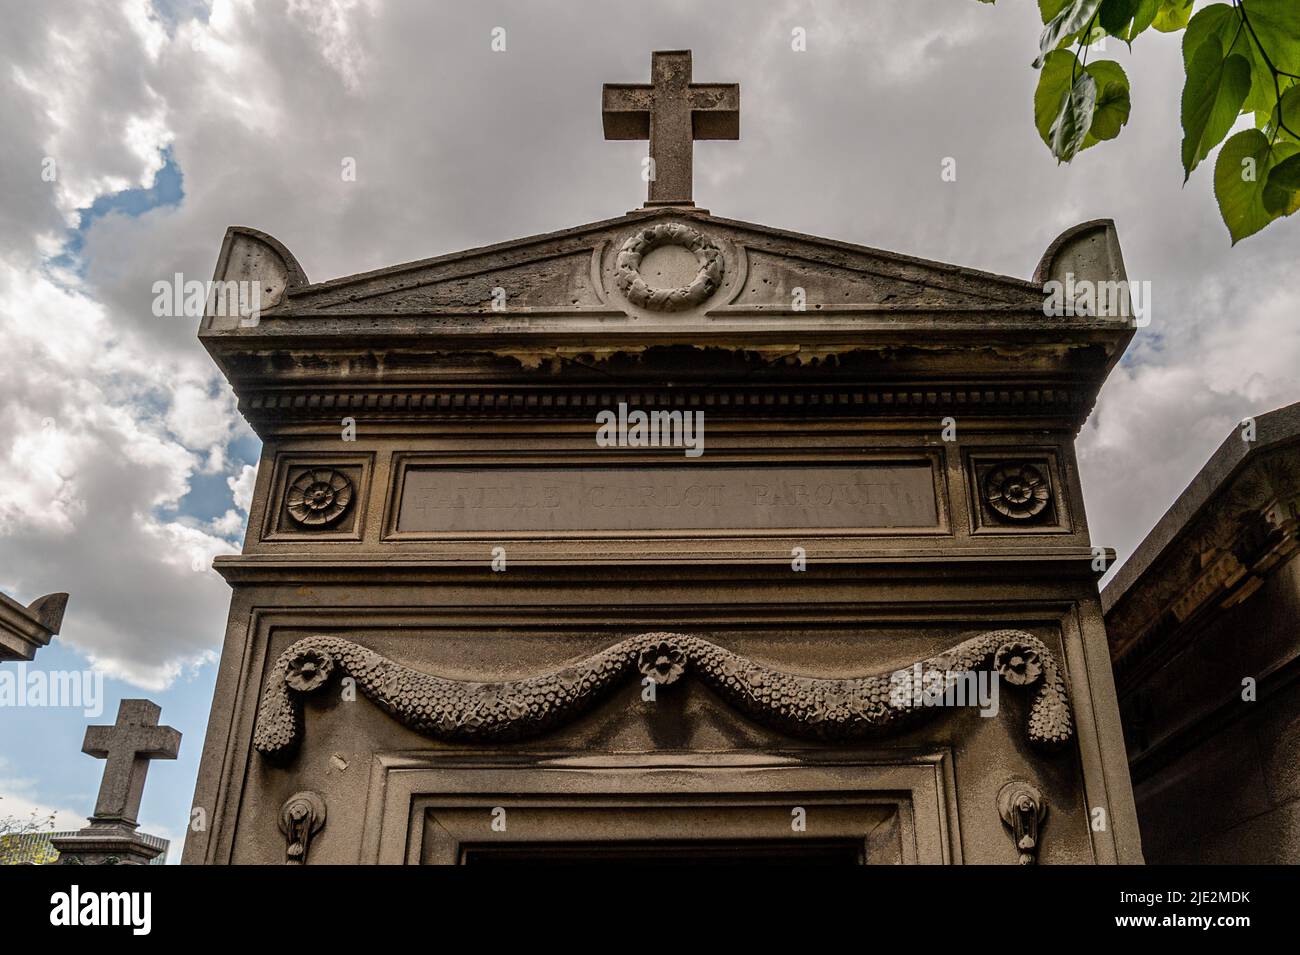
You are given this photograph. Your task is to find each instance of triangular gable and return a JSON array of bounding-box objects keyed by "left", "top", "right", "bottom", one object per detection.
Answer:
[{"left": 258, "top": 209, "right": 1045, "bottom": 316}]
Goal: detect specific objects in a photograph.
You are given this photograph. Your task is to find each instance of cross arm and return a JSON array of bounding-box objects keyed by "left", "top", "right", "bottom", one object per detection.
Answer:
[
  {"left": 82, "top": 724, "right": 116, "bottom": 758},
  {"left": 138, "top": 725, "right": 182, "bottom": 760},
  {"left": 602, "top": 84, "right": 652, "bottom": 139},
  {"left": 688, "top": 84, "right": 739, "bottom": 139},
  {"left": 82, "top": 719, "right": 181, "bottom": 760}
]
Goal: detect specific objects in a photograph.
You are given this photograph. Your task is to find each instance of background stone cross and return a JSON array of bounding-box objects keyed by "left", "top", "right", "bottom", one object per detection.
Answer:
[
  {"left": 602, "top": 50, "right": 739, "bottom": 207},
  {"left": 82, "top": 698, "right": 181, "bottom": 827}
]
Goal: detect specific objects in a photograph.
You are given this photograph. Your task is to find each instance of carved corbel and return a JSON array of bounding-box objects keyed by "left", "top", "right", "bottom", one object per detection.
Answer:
[
  {"left": 279, "top": 791, "right": 326, "bottom": 865},
  {"left": 998, "top": 780, "right": 1048, "bottom": 865}
]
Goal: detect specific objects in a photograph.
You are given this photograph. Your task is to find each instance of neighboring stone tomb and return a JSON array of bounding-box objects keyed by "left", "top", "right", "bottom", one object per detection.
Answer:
[
  {"left": 0, "top": 590, "right": 67, "bottom": 663},
  {"left": 1104, "top": 402, "right": 1300, "bottom": 864}
]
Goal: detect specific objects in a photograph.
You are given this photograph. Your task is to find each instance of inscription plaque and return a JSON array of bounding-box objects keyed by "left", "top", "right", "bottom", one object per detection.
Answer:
[{"left": 396, "top": 463, "right": 938, "bottom": 533}]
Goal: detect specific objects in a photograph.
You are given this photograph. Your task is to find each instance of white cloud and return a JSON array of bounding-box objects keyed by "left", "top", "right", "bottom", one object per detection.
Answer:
[
  {"left": 0, "top": 0, "right": 1297, "bottom": 690},
  {"left": 165, "top": 380, "right": 239, "bottom": 453},
  {"left": 209, "top": 508, "right": 245, "bottom": 537},
  {"left": 286, "top": 0, "right": 377, "bottom": 92},
  {"left": 0, "top": 757, "right": 86, "bottom": 832},
  {"left": 228, "top": 463, "right": 257, "bottom": 513}
]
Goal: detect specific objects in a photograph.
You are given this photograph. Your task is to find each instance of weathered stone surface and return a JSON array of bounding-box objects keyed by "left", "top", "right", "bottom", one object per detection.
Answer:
[
  {"left": 52, "top": 699, "right": 181, "bottom": 866},
  {"left": 253, "top": 629, "right": 1073, "bottom": 754},
  {"left": 0, "top": 590, "right": 66, "bottom": 662},
  {"left": 184, "top": 51, "right": 1140, "bottom": 865},
  {"left": 49, "top": 823, "right": 167, "bottom": 866},
  {"left": 82, "top": 699, "right": 181, "bottom": 826},
  {"left": 1105, "top": 401, "right": 1300, "bottom": 863},
  {"left": 603, "top": 51, "right": 738, "bottom": 207},
  {"left": 395, "top": 463, "right": 938, "bottom": 533}
]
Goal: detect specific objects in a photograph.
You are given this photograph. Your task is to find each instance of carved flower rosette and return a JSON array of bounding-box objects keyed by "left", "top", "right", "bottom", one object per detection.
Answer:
[
  {"left": 285, "top": 647, "right": 334, "bottom": 693},
  {"left": 615, "top": 223, "right": 723, "bottom": 312},
  {"left": 984, "top": 463, "right": 1052, "bottom": 522},
  {"left": 994, "top": 642, "right": 1042, "bottom": 685},
  {"left": 637, "top": 641, "right": 686, "bottom": 684},
  {"left": 285, "top": 468, "right": 354, "bottom": 527}
]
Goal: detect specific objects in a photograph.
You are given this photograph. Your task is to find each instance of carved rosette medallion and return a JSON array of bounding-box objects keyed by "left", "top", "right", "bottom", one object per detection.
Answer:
[
  {"left": 638, "top": 641, "right": 686, "bottom": 684},
  {"left": 983, "top": 463, "right": 1052, "bottom": 522},
  {"left": 285, "top": 468, "right": 354, "bottom": 527},
  {"left": 254, "top": 629, "right": 1074, "bottom": 757},
  {"left": 994, "top": 640, "right": 1042, "bottom": 685},
  {"left": 285, "top": 646, "right": 334, "bottom": 691},
  {"left": 615, "top": 223, "right": 723, "bottom": 311}
]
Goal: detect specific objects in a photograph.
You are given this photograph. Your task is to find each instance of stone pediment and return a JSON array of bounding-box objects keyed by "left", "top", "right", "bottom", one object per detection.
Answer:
[
  {"left": 217, "top": 209, "right": 1052, "bottom": 319},
  {"left": 199, "top": 213, "right": 1133, "bottom": 434},
  {"left": 0, "top": 590, "right": 67, "bottom": 662}
]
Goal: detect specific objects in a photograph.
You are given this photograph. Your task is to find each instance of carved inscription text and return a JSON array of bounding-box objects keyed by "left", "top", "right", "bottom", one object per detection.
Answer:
[{"left": 396, "top": 464, "right": 938, "bottom": 533}]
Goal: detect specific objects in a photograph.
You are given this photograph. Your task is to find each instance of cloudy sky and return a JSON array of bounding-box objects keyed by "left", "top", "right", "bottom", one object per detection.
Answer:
[{"left": 1, "top": 0, "right": 1296, "bottom": 860}]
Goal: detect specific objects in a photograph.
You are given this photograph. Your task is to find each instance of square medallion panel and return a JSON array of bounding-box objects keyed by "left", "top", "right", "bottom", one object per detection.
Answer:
[
  {"left": 262, "top": 453, "right": 374, "bottom": 542},
  {"left": 967, "top": 451, "right": 1072, "bottom": 535}
]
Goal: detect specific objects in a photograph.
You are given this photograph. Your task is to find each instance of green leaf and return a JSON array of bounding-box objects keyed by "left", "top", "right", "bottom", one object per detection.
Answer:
[
  {"left": 1050, "top": 71, "right": 1099, "bottom": 161},
  {"left": 1034, "top": 50, "right": 1078, "bottom": 145},
  {"left": 1182, "top": 5, "right": 1269, "bottom": 114},
  {"left": 1183, "top": 4, "right": 1239, "bottom": 66},
  {"left": 1268, "top": 84, "right": 1300, "bottom": 143},
  {"left": 1079, "top": 22, "right": 1111, "bottom": 47},
  {"left": 1263, "top": 153, "right": 1300, "bottom": 214},
  {"left": 1241, "top": 38, "right": 1280, "bottom": 115},
  {"left": 1090, "top": 82, "right": 1132, "bottom": 141},
  {"left": 1182, "top": 39, "right": 1253, "bottom": 179},
  {"left": 1035, "top": 54, "right": 1130, "bottom": 152},
  {"left": 1214, "top": 128, "right": 1300, "bottom": 242},
  {"left": 1039, "top": 0, "right": 1070, "bottom": 24},
  {"left": 1153, "top": 0, "right": 1194, "bottom": 33},
  {"left": 1236, "top": 1, "right": 1300, "bottom": 112},
  {"left": 1036, "top": 0, "right": 1103, "bottom": 68},
  {"left": 1084, "top": 60, "right": 1132, "bottom": 145},
  {"left": 1126, "top": 0, "right": 1161, "bottom": 41},
  {"left": 1099, "top": 0, "right": 1139, "bottom": 36},
  {"left": 1242, "top": 0, "right": 1300, "bottom": 76}
]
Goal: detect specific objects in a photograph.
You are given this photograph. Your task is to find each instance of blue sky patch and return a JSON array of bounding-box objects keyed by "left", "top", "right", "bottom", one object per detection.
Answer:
[{"left": 49, "top": 147, "right": 184, "bottom": 274}]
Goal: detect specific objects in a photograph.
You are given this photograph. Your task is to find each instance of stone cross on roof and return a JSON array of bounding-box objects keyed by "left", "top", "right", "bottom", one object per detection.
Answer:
[
  {"left": 82, "top": 699, "right": 181, "bottom": 827},
  {"left": 602, "top": 50, "right": 739, "bottom": 207}
]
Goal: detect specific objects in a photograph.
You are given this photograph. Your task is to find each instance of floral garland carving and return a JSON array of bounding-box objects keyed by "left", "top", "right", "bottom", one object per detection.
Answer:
[
  {"left": 254, "top": 630, "right": 1073, "bottom": 756},
  {"left": 614, "top": 223, "right": 723, "bottom": 311}
]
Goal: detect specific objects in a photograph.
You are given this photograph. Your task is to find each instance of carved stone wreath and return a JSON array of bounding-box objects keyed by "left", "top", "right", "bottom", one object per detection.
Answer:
[
  {"left": 254, "top": 629, "right": 1074, "bottom": 757},
  {"left": 285, "top": 468, "right": 354, "bottom": 527},
  {"left": 615, "top": 223, "right": 723, "bottom": 311},
  {"left": 984, "top": 463, "right": 1052, "bottom": 522}
]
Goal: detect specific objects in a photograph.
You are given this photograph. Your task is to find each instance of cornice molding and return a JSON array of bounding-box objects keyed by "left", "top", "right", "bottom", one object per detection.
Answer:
[{"left": 236, "top": 383, "right": 1090, "bottom": 424}]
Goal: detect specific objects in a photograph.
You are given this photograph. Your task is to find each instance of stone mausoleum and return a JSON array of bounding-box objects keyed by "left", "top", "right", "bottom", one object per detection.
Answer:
[
  {"left": 1104, "top": 402, "right": 1300, "bottom": 864},
  {"left": 184, "top": 51, "right": 1142, "bottom": 864}
]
